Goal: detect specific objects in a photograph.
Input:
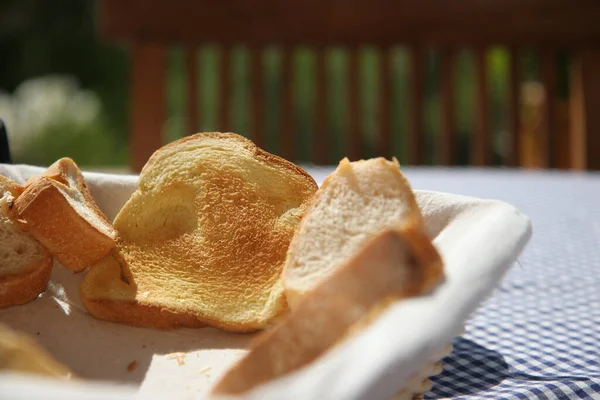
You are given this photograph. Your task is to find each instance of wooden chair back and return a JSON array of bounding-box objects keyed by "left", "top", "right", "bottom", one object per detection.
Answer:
[{"left": 99, "top": 0, "right": 600, "bottom": 171}]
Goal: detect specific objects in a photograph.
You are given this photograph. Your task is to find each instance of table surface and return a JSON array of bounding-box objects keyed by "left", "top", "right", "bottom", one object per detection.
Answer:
[
  {"left": 313, "top": 167, "right": 600, "bottom": 400},
  {"left": 3, "top": 165, "right": 600, "bottom": 399}
]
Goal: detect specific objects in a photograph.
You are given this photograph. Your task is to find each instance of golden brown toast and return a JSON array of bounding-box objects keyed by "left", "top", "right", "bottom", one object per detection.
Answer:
[{"left": 80, "top": 132, "right": 318, "bottom": 332}]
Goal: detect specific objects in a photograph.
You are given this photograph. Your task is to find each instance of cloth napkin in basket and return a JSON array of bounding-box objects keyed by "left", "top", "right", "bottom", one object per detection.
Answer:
[{"left": 0, "top": 164, "right": 532, "bottom": 400}]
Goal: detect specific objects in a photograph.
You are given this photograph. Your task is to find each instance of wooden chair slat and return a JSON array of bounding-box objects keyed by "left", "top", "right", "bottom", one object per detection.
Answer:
[
  {"left": 409, "top": 47, "right": 424, "bottom": 165},
  {"left": 378, "top": 48, "right": 392, "bottom": 159},
  {"left": 440, "top": 48, "right": 456, "bottom": 165},
  {"left": 348, "top": 47, "right": 361, "bottom": 160},
  {"left": 569, "top": 50, "right": 600, "bottom": 170},
  {"left": 473, "top": 48, "right": 490, "bottom": 166},
  {"left": 186, "top": 48, "right": 198, "bottom": 135},
  {"left": 250, "top": 48, "right": 265, "bottom": 149},
  {"left": 539, "top": 49, "right": 557, "bottom": 168},
  {"left": 131, "top": 42, "right": 167, "bottom": 172},
  {"left": 507, "top": 46, "right": 521, "bottom": 167},
  {"left": 281, "top": 47, "right": 294, "bottom": 160},
  {"left": 314, "top": 48, "right": 328, "bottom": 164},
  {"left": 101, "top": 1, "right": 600, "bottom": 48},
  {"left": 218, "top": 47, "right": 231, "bottom": 132}
]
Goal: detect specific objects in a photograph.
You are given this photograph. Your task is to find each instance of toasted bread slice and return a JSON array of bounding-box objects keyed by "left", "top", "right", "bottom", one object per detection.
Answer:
[
  {"left": 14, "top": 158, "right": 117, "bottom": 272},
  {"left": 0, "top": 176, "right": 52, "bottom": 308},
  {"left": 283, "top": 157, "right": 424, "bottom": 307},
  {"left": 211, "top": 223, "right": 443, "bottom": 395},
  {"left": 80, "top": 132, "right": 318, "bottom": 332},
  {"left": 0, "top": 324, "right": 73, "bottom": 379}
]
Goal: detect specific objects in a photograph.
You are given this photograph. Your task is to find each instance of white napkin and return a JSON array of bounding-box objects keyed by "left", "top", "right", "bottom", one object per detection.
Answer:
[{"left": 0, "top": 164, "right": 532, "bottom": 400}]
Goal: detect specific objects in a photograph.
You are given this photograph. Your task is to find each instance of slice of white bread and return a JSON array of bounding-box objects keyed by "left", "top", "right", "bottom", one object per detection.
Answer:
[
  {"left": 14, "top": 158, "right": 117, "bottom": 272},
  {"left": 0, "top": 324, "right": 73, "bottom": 379},
  {"left": 283, "top": 157, "right": 425, "bottom": 307},
  {"left": 211, "top": 222, "right": 443, "bottom": 395},
  {"left": 80, "top": 132, "right": 318, "bottom": 332},
  {"left": 0, "top": 175, "right": 53, "bottom": 308}
]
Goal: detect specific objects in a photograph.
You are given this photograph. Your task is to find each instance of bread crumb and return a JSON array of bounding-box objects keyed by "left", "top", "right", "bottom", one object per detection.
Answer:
[
  {"left": 167, "top": 352, "right": 186, "bottom": 365},
  {"left": 127, "top": 360, "right": 138, "bottom": 372},
  {"left": 199, "top": 366, "right": 211, "bottom": 377}
]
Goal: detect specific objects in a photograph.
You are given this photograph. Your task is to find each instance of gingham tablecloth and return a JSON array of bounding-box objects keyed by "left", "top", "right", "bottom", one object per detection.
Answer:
[{"left": 353, "top": 168, "right": 600, "bottom": 400}]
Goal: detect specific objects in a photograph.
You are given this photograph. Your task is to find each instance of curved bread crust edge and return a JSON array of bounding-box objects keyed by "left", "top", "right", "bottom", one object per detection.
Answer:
[
  {"left": 42, "top": 158, "right": 116, "bottom": 230},
  {"left": 0, "top": 252, "right": 53, "bottom": 308},
  {"left": 15, "top": 173, "right": 116, "bottom": 272},
  {"left": 142, "top": 132, "right": 317, "bottom": 189},
  {"left": 283, "top": 157, "right": 424, "bottom": 306},
  {"left": 80, "top": 283, "right": 283, "bottom": 333}
]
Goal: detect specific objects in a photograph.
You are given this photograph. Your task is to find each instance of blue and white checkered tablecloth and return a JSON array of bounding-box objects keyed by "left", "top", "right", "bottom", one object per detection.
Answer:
[{"left": 386, "top": 168, "right": 600, "bottom": 400}]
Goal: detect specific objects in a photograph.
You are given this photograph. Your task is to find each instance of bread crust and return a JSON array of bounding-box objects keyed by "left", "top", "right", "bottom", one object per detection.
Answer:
[
  {"left": 81, "top": 133, "right": 317, "bottom": 332},
  {"left": 142, "top": 132, "right": 315, "bottom": 185},
  {"left": 81, "top": 293, "right": 282, "bottom": 332},
  {"left": 283, "top": 157, "right": 425, "bottom": 305},
  {"left": 15, "top": 158, "right": 117, "bottom": 272},
  {"left": 80, "top": 294, "right": 207, "bottom": 330},
  {"left": 1, "top": 175, "right": 53, "bottom": 308},
  {"left": 212, "top": 223, "right": 443, "bottom": 395},
  {"left": 0, "top": 252, "right": 52, "bottom": 308},
  {"left": 41, "top": 158, "right": 114, "bottom": 230}
]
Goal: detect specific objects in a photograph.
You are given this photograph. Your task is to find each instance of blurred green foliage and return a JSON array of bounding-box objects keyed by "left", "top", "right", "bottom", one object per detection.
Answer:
[
  {"left": 13, "top": 117, "right": 127, "bottom": 167},
  {"left": 0, "top": 0, "right": 128, "bottom": 166},
  {"left": 0, "top": 1, "right": 570, "bottom": 167}
]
